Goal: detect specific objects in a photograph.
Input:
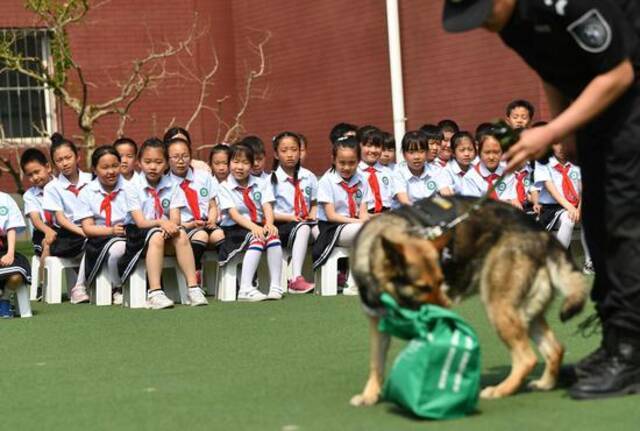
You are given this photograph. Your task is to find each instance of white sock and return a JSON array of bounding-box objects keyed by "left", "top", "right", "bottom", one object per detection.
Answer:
[
  {"left": 556, "top": 211, "right": 574, "bottom": 249},
  {"left": 266, "top": 237, "right": 283, "bottom": 291},
  {"left": 337, "top": 223, "right": 363, "bottom": 247},
  {"left": 107, "top": 241, "right": 126, "bottom": 287},
  {"left": 75, "top": 253, "right": 87, "bottom": 288},
  {"left": 240, "top": 247, "right": 263, "bottom": 293},
  {"left": 291, "top": 225, "right": 311, "bottom": 278}
]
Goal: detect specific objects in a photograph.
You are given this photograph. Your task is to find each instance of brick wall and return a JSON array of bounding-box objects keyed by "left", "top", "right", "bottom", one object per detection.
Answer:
[{"left": 0, "top": 0, "right": 546, "bottom": 192}]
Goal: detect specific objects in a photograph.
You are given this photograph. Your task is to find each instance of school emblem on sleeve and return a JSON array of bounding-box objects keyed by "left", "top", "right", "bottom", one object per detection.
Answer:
[
  {"left": 567, "top": 9, "right": 611, "bottom": 53},
  {"left": 382, "top": 177, "right": 390, "bottom": 186},
  {"left": 426, "top": 180, "right": 437, "bottom": 191},
  {"left": 497, "top": 183, "right": 507, "bottom": 193},
  {"left": 570, "top": 171, "right": 580, "bottom": 180},
  {"left": 199, "top": 188, "right": 208, "bottom": 197},
  {"left": 253, "top": 192, "right": 262, "bottom": 202},
  {"left": 524, "top": 178, "right": 531, "bottom": 187},
  {"left": 305, "top": 186, "right": 312, "bottom": 196},
  {"left": 162, "top": 199, "right": 170, "bottom": 208},
  {"left": 0, "top": 206, "right": 7, "bottom": 216}
]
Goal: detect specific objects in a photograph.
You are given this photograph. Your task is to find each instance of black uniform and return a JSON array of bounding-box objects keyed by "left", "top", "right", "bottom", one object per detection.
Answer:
[{"left": 500, "top": 0, "right": 640, "bottom": 336}]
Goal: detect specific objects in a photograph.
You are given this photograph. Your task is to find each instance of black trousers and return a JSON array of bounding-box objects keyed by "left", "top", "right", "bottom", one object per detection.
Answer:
[{"left": 577, "top": 83, "right": 640, "bottom": 334}]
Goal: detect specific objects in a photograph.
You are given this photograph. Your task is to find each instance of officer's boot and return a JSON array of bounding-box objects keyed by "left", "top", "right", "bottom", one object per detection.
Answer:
[
  {"left": 573, "top": 321, "right": 610, "bottom": 379},
  {"left": 569, "top": 327, "right": 640, "bottom": 400}
]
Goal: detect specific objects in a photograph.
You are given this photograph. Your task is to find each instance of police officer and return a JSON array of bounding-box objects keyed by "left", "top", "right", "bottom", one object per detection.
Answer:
[{"left": 441, "top": 0, "right": 640, "bottom": 399}]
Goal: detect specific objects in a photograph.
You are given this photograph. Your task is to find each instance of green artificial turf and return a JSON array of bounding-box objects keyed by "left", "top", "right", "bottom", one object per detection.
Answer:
[{"left": 2, "top": 243, "right": 637, "bottom": 430}]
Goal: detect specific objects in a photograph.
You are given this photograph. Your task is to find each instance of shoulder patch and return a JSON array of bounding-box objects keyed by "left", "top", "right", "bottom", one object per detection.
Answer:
[{"left": 567, "top": 9, "right": 612, "bottom": 54}]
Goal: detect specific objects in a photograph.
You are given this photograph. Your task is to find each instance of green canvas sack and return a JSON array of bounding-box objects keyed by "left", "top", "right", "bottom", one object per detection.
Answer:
[{"left": 379, "top": 293, "right": 481, "bottom": 420}]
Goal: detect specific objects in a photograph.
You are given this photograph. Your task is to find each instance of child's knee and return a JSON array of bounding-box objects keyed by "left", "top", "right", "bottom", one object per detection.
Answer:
[
  {"left": 6, "top": 274, "right": 23, "bottom": 289},
  {"left": 193, "top": 230, "right": 208, "bottom": 243},
  {"left": 210, "top": 229, "right": 225, "bottom": 244},
  {"left": 175, "top": 229, "right": 190, "bottom": 246},
  {"left": 149, "top": 231, "right": 165, "bottom": 247}
]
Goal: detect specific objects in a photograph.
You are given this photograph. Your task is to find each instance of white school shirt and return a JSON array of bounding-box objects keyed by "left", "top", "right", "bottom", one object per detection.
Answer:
[
  {"left": 218, "top": 175, "right": 275, "bottom": 227},
  {"left": 252, "top": 171, "right": 271, "bottom": 182},
  {"left": 393, "top": 163, "right": 441, "bottom": 205},
  {"left": 436, "top": 160, "right": 470, "bottom": 195},
  {"left": 357, "top": 161, "right": 395, "bottom": 210},
  {"left": 74, "top": 176, "right": 131, "bottom": 227},
  {"left": 317, "top": 170, "right": 372, "bottom": 221},
  {"left": 43, "top": 171, "right": 93, "bottom": 226},
  {"left": 534, "top": 157, "right": 582, "bottom": 205},
  {"left": 0, "top": 192, "right": 26, "bottom": 237},
  {"left": 461, "top": 163, "right": 516, "bottom": 201},
  {"left": 23, "top": 185, "right": 49, "bottom": 222},
  {"left": 272, "top": 166, "right": 318, "bottom": 216},
  {"left": 169, "top": 168, "right": 218, "bottom": 223},
  {"left": 125, "top": 174, "right": 186, "bottom": 224}
]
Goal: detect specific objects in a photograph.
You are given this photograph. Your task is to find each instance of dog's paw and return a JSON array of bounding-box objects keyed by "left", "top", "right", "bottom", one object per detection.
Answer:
[
  {"left": 350, "top": 393, "right": 379, "bottom": 407},
  {"left": 480, "top": 386, "right": 507, "bottom": 399},
  {"left": 527, "top": 378, "right": 555, "bottom": 391}
]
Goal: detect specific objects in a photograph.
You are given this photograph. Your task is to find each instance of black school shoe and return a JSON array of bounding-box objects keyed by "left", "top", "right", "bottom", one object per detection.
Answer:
[{"left": 569, "top": 328, "right": 640, "bottom": 400}]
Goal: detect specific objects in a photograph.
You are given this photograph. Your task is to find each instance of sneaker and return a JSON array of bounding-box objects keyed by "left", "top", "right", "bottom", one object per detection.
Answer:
[
  {"left": 188, "top": 287, "right": 209, "bottom": 306},
  {"left": 147, "top": 290, "right": 175, "bottom": 310},
  {"left": 0, "top": 299, "right": 14, "bottom": 319},
  {"left": 288, "top": 276, "right": 315, "bottom": 294},
  {"left": 69, "top": 285, "right": 90, "bottom": 304},
  {"left": 267, "top": 287, "right": 285, "bottom": 300},
  {"left": 583, "top": 260, "right": 595, "bottom": 275},
  {"left": 238, "top": 288, "right": 268, "bottom": 302},
  {"left": 342, "top": 285, "right": 359, "bottom": 296},
  {"left": 112, "top": 290, "right": 123, "bottom": 306}
]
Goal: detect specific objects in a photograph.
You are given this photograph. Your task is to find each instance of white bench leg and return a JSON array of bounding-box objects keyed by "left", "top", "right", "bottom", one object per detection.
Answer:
[
  {"left": 218, "top": 256, "right": 240, "bottom": 302},
  {"left": 124, "top": 263, "right": 147, "bottom": 308},
  {"left": 15, "top": 283, "right": 32, "bottom": 318},
  {"left": 92, "top": 268, "right": 112, "bottom": 306},
  {"left": 30, "top": 255, "right": 40, "bottom": 301},
  {"left": 203, "top": 257, "right": 218, "bottom": 297},
  {"left": 163, "top": 259, "right": 190, "bottom": 305},
  {"left": 43, "top": 259, "right": 62, "bottom": 304}
]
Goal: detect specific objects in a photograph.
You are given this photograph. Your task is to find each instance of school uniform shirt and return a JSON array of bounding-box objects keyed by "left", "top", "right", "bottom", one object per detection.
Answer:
[
  {"left": 169, "top": 168, "right": 218, "bottom": 223},
  {"left": 393, "top": 162, "right": 442, "bottom": 205},
  {"left": 252, "top": 171, "right": 271, "bottom": 182},
  {"left": 0, "top": 192, "right": 26, "bottom": 237},
  {"left": 513, "top": 164, "right": 536, "bottom": 206},
  {"left": 218, "top": 175, "right": 275, "bottom": 226},
  {"left": 74, "top": 177, "right": 131, "bottom": 227},
  {"left": 125, "top": 174, "right": 186, "bottom": 224},
  {"left": 23, "top": 185, "right": 53, "bottom": 226},
  {"left": 357, "top": 161, "right": 395, "bottom": 211},
  {"left": 436, "top": 160, "right": 470, "bottom": 195},
  {"left": 316, "top": 170, "right": 372, "bottom": 221},
  {"left": 534, "top": 157, "right": 582, "bottom": 205},
  {"left": 462, "top": 163, "right": 517, "bottom": 201},
  {"left": 272, "top": 166, "right": 318, "bottom": 218},
  {"left": 43, "top": 171, "right": 93, "bottom": 226}
]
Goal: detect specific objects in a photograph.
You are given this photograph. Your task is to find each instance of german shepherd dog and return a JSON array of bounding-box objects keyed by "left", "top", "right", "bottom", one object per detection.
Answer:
[{"left": 349, "top": 196, "right": 587, "bottom": 405}]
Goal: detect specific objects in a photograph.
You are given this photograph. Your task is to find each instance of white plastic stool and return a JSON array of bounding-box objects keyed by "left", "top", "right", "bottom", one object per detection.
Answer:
[
  {"left": 90, "top": 267, "right": 113, "bottom": 306},
  {"left": 14, "top": 283, "right": 32, "bottom": 318},
  {"left": 202, "top": 251, "right": 219, "bottom": 297},
  {"left": 43, "top": 256, "right": 81, "bottom": 304},
  {"left": 314, "top": 246, "right": 354, "bottom": 296},
  {"left": 122, "top": 257, "right": 189, "bottom": 308},
  {"left": 30, "top": 255, "right": 41, "bottom": 300},
  {"left": 215, "top": 252, "right": 275, "bottom": 302}
]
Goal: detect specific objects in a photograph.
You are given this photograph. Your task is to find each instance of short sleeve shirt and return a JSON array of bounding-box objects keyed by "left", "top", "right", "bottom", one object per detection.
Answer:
[
  {"left": 23, "top": 185, "right": 48, "bottom": 221},
  {"left": 357, "top": 161, "right": 395, "bottom": 209},
  {"left": 0, "top": 192, "right": 26, "bottom": 236},
  {"left": 436, "top": 160, "right": 469, "bottom": 195},
  {"left": 74, "top": 177, "right": 131, "bottom": 226},
  {"left": 43, "top": 171, "right": 93, "bottom": 226},
  {"left": 219, "top": 175, "right": 275, "bottom": 226},
  {"left": 316, "top": 170, "right": 372, "bottom": 221},
  {"left": 393, "top": 163, "right": 442, "bottom": 204},
  {"left": 534, "top": 157, "right": 582, "bottom": 204},
  {"left": 168, "top": 168, "right": 218, "bottom": 223},
  {"left": 125, "top": 174, "right": 186, "bottom": 224},
  {"left": 271, "top": 166, "right": 318, "bottom": 215},
  {"left": 462, "top": 163, "right": 517, "bottom": 201}
]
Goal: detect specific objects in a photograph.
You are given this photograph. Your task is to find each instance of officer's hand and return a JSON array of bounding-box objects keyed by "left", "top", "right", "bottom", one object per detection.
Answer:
[{"left": 505, "top": 126, "right": 556, "bottom": 173}]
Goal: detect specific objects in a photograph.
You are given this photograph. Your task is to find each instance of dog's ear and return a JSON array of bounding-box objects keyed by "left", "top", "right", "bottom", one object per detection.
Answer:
[{"left": 379, "top": 233, "right": 408, "bottom": 270}]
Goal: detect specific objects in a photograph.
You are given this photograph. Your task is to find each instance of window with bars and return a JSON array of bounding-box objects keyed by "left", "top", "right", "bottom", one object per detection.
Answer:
[{"left": 0, "top": 29, "right": 55, "bottom": 140}]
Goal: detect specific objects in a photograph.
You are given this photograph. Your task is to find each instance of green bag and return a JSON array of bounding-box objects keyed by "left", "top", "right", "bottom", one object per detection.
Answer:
[{"left": 379, "top": 293, "right": 481, "bottom": 420}]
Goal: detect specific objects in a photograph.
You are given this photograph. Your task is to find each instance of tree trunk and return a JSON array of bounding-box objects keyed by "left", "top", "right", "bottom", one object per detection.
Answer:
[{"left": 83, "top": 130, "right": 96, "bottom": 171}]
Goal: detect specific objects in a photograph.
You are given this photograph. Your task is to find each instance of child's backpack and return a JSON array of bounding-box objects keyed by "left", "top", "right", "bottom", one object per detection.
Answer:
[{"left": 379, "top": 293, "right": 481, "bottom": 420}]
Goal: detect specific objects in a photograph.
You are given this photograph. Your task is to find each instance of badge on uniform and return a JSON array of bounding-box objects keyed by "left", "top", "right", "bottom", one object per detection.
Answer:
[{"left": 567, "top": 9, "right": 612, "bottom": 53}]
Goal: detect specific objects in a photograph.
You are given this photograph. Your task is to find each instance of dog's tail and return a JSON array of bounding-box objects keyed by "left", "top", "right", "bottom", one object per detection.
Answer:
[{"left": 547, "top": 248, "right": 588, "bottom": 322}]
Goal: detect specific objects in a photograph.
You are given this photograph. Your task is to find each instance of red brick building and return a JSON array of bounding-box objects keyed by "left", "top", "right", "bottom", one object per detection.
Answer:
[{"left": 1, "top": 0, "right": 547, "bottom": 192}]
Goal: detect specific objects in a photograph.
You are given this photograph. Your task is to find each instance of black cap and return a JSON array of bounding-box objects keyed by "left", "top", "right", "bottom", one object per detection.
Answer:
[{"left": 442, "top": 0, "right": 493, "bottom": 33}]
